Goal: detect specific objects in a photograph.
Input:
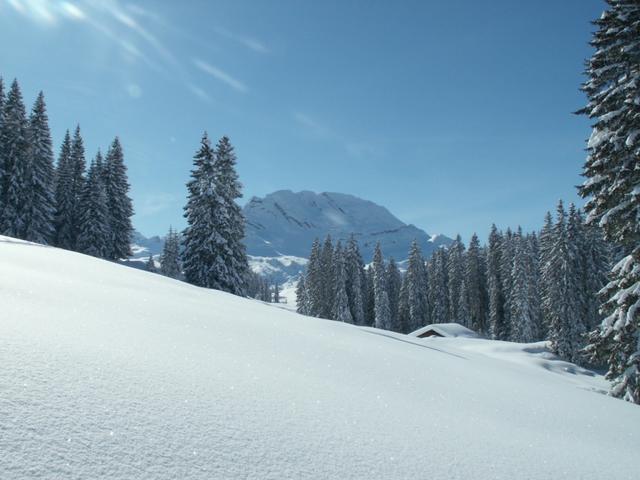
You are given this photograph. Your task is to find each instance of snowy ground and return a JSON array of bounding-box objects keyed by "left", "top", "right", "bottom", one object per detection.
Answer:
[{"left": 1, "top": 235, "right": 639, "bottom": 479}]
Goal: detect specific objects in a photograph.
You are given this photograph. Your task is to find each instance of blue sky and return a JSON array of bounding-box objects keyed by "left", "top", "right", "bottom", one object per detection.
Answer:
[{"left": 0, "top": 0, "right": 603, "bottom": 242}]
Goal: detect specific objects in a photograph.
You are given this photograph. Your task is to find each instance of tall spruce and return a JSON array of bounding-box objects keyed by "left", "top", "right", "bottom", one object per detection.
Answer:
[
  {"left": 0, "top": 80, "right": 30, "bottom": 238},
  {"left": 386, "top": 258, "right": 402, "bottom": 331},
  {"left": 103, "top": 137, "right": 133, "bottom": 260},
  {"left": 319, "top": 235, "right": 335, "bottom": 318},
  {"left": 182, "top": 133, "right": 226, "bottom": 289},
  {"left": 53, "top": 130, "right": 74, "bottom": 249},
  {"left": 77, "top": 153, "right": 109, "bottom": 258},
  {"left": 510, "top": 229, "right": 538, "bottom": 342},
  {"left": 296, "top": 275, "right": 309, "bottom": 315},
  {"left": 345, "top": 236, "right": 365, "bottom": 325},
  {"left": 332, "top": 245, "right": 353, "bottom": 323},
  {"left": 213, "top": 136, "right": 249, "bottom": 295},
  {"left": 579, "top": 0, "right": 640, "bottom": 403},
  {"left": 447, "top": 235, "right": 465, "bottom": 323},
  {"left": 372, "top": 243, "right": 391, "bottom": 330},
  {"left": 406, "top": 240, "right": 429, "bottom": 331},
  {"left": 487, "top": 225, "right": 507, "bottom": 339},
  {"left": 305, "top": 238, "right": 323, "bottom": 317},
  {"left": 466, "top": 233, "right": 488, "bottom": 334},
  {"left": 428, "top": 247, "right": 449, "bottom": 323},
  {"left": 160, "top": 227, "right": 182, "bottom": 279},
  {"left": 23, "top": 92, "right": 55, "bottom": 244}
]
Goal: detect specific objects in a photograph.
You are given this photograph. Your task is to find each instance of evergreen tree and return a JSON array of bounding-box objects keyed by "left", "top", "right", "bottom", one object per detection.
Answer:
[
  {"left": 510, "top": 229, "right": 538, "bottom": 343},
  {"left": 273, "top": 281, "right": 280, "bottom": 303},
  {"left": 543, "top": 202, "right": 584, "bottom": 362},
  {"left": 146, "top": 255, "right": 157, "bottom": 272},
  {"left": 319, "top": 235, "right": 335, "bottom": 318},
  {"left": 213, "top": 136, "right": 249, "bottom": 295},
  {"left": 579, "top": 0, "right": 640, "bottom": 403},
  {"left": 160, "top": 227, "right": 182, "bottom": 279},
  {"left": 397, "top": 276, "right": 410, "bottom": 333},
  {"left": 458, "top": 278, "right": 471, "bottom": 328},
  {"left": 0, "top": 80, "right": 30, "bottom": 238},
  {"left": 23, "top": 92, "right": 55, "bottom": 244},
  {"left": 77, "top": 153, "right": 109, "bottom": 258},
  {"left": 305, "top": 238, "right": 323, "bottom": 317},
  {"left": 447, "top": 235, "right": 465, "bottom": 323},
  {"left": 428, "top": 247, "right": 449, "bottom": 323},
  {"left": 466, "top": 233, "right": 488, "bottom": 333},
  {"left": 182, "top": 133, "right": 227, "bottom": 289},
  {"left": 499, "top": 228, "right": 516, "bottom": 338},
  {"left": 372, "top": 243, "right": 391, "bottom": 330},
  {"left": 296, "top": 275, "right": 309, "bottom": 315},
  {"left": 103, "top": 137, "right": 133, "bottom": 260},
  {"left": 538, "top": 211, "right": 555, "bottom": 337},
  {"left": 363, "top": 266, "right": 376, "bottom": 326},
  {"left": 406, "top": 240, "right": 428, "bottom": 331},
  {"left": 53, "top": 130, "right": 74, "bottom": 249},
  {"left": 345, "top": 236, "right": 365, "bottom": 325},
  {"left": 333, "top": 246, "right": 353, "bottom": 323},
  {"left": 386, "top": 258, "right": 402, "bottom": 331},
  {"left": 486, "top": 225, "right": 506, "bottom": 339}
]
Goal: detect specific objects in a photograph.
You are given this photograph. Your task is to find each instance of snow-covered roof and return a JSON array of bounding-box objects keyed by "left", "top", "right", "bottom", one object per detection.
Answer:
[{"left": 409, "top": 323, "right": 480, "bottom": 339}]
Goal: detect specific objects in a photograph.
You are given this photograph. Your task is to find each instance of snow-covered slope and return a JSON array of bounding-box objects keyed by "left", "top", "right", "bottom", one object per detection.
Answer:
[
  {"left": 1, "top": 235, "right": 638, "bottom": 479},
  {"left": 243, "top": 190, "right": 452, "bottom": 261}
]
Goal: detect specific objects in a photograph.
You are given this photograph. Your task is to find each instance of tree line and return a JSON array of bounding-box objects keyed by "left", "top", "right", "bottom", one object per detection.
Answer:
[
  {"left": 296, "top": 201, "right": 611, "bottom": 364},
  {"left": 0, "top": 77, "right": 133, "bottom": 258}
]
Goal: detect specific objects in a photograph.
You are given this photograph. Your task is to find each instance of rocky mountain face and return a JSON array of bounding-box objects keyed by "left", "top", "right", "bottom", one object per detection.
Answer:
[
  {"left": 243, "top": 190, "right": 451, "bottom": 262},
  {"left": 130, "top": 190, "right": 451, "bottom": 282}
]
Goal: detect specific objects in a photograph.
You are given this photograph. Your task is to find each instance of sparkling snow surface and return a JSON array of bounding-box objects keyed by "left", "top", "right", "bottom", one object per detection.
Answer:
[{"left": 1, "top": 236, "right": 639, "bottom": 479}]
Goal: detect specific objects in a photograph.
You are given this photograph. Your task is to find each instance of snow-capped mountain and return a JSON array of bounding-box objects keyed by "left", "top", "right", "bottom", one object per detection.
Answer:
[
  {"left": 243, "top": 190, "right": 452, "bottom": 261},
  {"left": 130, "top": 191, "right": 451, "bottom": 282}
]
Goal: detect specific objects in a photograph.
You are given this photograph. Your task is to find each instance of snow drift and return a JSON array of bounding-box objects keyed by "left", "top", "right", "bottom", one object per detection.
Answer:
[{"left": 1, "top": 235, "right": 638, "bottom": 479}]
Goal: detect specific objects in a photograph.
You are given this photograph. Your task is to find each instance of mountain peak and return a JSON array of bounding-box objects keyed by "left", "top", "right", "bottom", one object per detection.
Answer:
[{"left": 243, "top": 190, "right": 451, "bottom": 261}]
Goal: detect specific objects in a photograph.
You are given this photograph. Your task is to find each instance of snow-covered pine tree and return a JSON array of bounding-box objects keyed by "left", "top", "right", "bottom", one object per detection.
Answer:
[
  {"left": 363, "top": 266, "right": 376, "bottom": 326},
  {"left": 466, "top": 233, "right": 488, "bottom": 334},
  {"left": 345, "top": 235, "right": 365, "bottom": 325},
  {"left": 428, "top": 247, "right": 449, "bottom": 323},
  {"left": 66, "top": 126, "right": 86, "bottom": 251},
  {"left": 0, "top": 80, "right": 30, "bottom": 238},
  {"left": 273, "top": 282, "right": 280, "bottom": 303},
  {"left": 182, "top": 133, "right": 227, "bottom": 289},
  {"left": 77, "top": 152, "right": 109, "bottom": 258},
  {"left": 499, "top": 228, "right": 515, "bottom": 338},
  {"left": 538, "top": 211, "right": 554, "bottom": 338},
  {"left": 406, "top": 240, "right": 428, "bottom": 332},
  {"left": 103, "top": 137, "right": 133, "bottom": 260},
  {"left": 544, "top": 201, "right": 584, "bottom": 362},
  {"left": 146, "top": 255, "right": 157, "bottom": 273},
  {"left": 579, "top": 0, "right": 640, "bottom": 403},
  {"left": 372, "top": 243, "right": 391, "bottom": 330},
  {"left": 160, "top": 227, "right": 182, "bottom": 279},
  {"left": 212, "top": 136, "right": 249, "bottom": 295},
  {"left": 296, "top": 275, "right": 309, "bottom": 315},
  {"left": 386, "top": 258, "right": 402, "bottom": 331},
  {"left": 510, "top": 228, "right": 538, "bottom": 343},
  {"left": 23, "top": 92, "right": 55, "bottom": 244},
  {"left": 526, "top": 232, "right": 543, "bottom": 340},
  {"left": 487, "top": 224, "right": 507, "bottom": 339},
  {"left": 305, "top": 238, "right": 323, "bottom": 317},
  {"left": 332, "top": 246, "right": 353, "bottom": 323},
  {"left": 397, "top": 275, "right": 410, "bottom": 333},
  {"left": 319, "top": 235, "right": 335, "bottom": 319},
  {"left": 53, "top": 131, "right": 75, "bottom": 249},
  {"left": 457, "top": 278, "right": 471, "bottom": 328},
  {"left": 447, "top": 235, "right": 465, "bottom": 323}
]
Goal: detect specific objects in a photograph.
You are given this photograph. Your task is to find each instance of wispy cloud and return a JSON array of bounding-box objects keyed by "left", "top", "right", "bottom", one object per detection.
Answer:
[
  {"left": 187, "top": 83, "right": 213, "bottom": 103},
  {"left": 292, "top": 112, "right": 331, "bottom": 137},
  {"left": 213, "top": 26, "right": 269, "bottom": 54},
  {"left": 193, "top": 58, "right": 248, "bottom": 93}
]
